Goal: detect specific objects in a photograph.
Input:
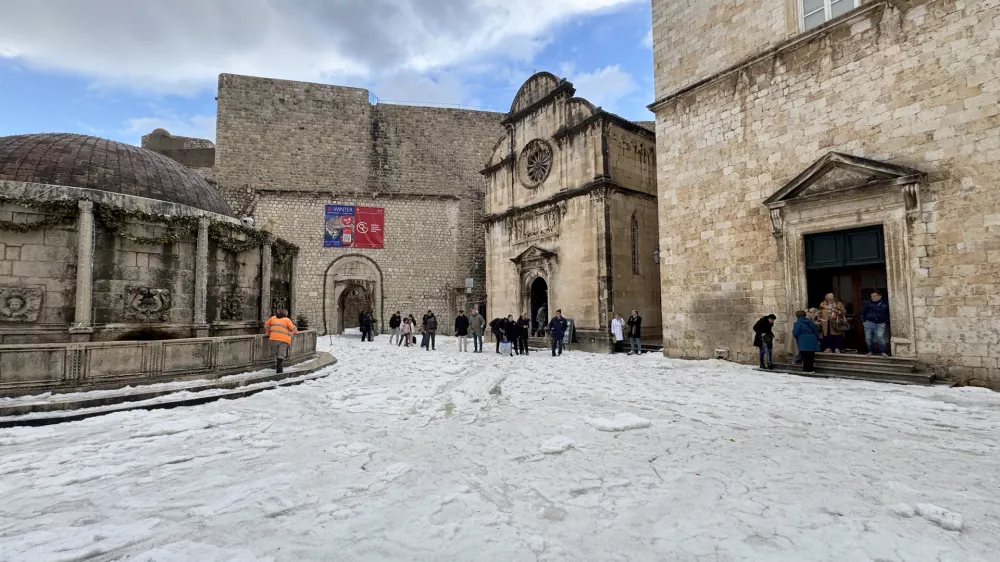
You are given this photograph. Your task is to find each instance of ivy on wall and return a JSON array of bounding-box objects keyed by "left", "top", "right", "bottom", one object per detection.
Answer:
[
  {"left": 0, "top": 196, "right": 78, "bottom": 232},
  {"left": 0, "top": 195, "right": 299, "bottom": 259}
]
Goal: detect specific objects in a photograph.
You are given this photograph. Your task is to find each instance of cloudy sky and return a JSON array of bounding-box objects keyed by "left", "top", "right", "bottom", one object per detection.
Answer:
[{"left": 0, "top": 0, "right": 654, "bottom": 145}]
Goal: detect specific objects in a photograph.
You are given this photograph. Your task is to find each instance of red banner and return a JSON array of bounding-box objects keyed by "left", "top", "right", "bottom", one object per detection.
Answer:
[{"left": 353, "top": 206, "right": 385, "bottom": 249}]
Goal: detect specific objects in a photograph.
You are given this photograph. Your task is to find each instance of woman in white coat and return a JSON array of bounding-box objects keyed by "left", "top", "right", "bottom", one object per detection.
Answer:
[{"left": 610, "top": 312, "right": 625, "bottom": 353}]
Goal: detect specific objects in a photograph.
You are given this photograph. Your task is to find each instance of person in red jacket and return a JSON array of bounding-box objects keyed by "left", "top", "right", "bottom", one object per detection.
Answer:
[{"left": 264, "top": 309, "right": 298, "bottom": 373}]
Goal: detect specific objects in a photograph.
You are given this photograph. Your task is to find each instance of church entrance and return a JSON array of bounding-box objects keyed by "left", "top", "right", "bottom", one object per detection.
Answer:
[
  {"left": 804, "top": 225, "right": 889, "bottom": 353},
  {"left": 339, "top": 284, "right": 373, "bottom": 332},
  {"left": 530, "top": 277, "right": 548, "bottom": 336}
]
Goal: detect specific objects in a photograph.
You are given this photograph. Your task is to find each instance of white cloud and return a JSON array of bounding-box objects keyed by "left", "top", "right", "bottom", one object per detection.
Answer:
[
  {"left": 122, "top": 115, "right": 217, "bottom": 145},
  {"left": 642, "top": 28, "right": 653, "bottom": 49},
  {"left": 569, "top": 64, "right": 638, "bottom": 112},
  {"left": 0, "top": 0, "right": 642, "bottom": 97}
]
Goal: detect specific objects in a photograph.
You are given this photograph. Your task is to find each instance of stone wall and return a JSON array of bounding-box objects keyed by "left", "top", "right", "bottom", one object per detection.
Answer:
[
  {"left": 0, "top": 201, "right": 78, "bottom": 343},
  {"left": 651, "top": 0, "right": 1000, "bottom": 386},
  {"left": 650, "top": 0, "right": 879, "bottom": 101},
  {"left": 213, "top": 74, "right": 503, "bottom": 334},
  {"left": 609, "top": 192, "right": 661, "bottom": 334}
]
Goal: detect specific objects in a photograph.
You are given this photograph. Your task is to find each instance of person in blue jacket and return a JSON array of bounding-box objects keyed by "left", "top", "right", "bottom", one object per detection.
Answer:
[
  {"left": 548, "top": 309, "right": 569, "bottom": 357},
  {"left": 860, "top": 290, "right": 890, "bottom": 357},
  {"left": 792, "top": 310, "right": 822, "bottom": 373}
]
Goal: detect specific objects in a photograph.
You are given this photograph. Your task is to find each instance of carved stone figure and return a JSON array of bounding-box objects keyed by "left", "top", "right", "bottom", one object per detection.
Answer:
[
  {"left": 124, "top": 287, "right": 171, "bottom": 322},
  {"left": 0, "top": 287, "right": 43, "bottom": 322},
  {"left": 220, "top": 291, "right": 246, "bottom": 321}
]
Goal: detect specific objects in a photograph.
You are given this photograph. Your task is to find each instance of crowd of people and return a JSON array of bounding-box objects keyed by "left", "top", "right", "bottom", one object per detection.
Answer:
[{"left": 753, "top": 290, "right": 892, "bottom": 374}]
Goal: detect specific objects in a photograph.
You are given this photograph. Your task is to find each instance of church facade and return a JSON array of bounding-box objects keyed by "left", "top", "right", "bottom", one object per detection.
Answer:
[
  {"left": 650, "top": 0, "right": 1000, "bottom": 386},
  {"left": 483, "top": 73, "right": 661, "bottom": 351}
]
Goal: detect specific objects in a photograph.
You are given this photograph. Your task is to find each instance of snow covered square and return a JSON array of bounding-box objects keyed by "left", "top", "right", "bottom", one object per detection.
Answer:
[{"left": 2, "top": 335, "right": 999, "bottom": 561}]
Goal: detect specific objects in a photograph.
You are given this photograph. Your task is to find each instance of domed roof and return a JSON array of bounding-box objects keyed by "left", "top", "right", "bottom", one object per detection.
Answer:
[{"left": 0, "top": 133, "right": 232, "bottom": 216}]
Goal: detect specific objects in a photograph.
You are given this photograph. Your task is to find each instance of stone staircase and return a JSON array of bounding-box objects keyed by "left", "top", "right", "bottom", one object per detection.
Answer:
[
  {"left": 770, "top": 353, "right": 935, "bottom": 386},
  {"left": 525, "top": 336, "right": 664, "bottom": 354}
]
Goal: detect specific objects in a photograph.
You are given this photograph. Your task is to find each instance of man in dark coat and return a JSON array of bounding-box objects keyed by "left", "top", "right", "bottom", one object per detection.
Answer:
[
  {"left": 860, "top": 291, "right": 890, "bottom": 356},
  {"left": 516, "top": 313, "right": 530, "bottom": 356},
  {"left": 753, "top": 314, "right": 777, "bottom": 369},
  {"left": 627, "top": 310, "right": 642, "bottom": 355},
  {"left": 389, "top": 311, "right": 402, "bottom": 345},
  {"left": 549, "top": 309, "right": 569, "bottom": 357},
  {"left": 424, "top": 310, "right": 438, "bottom": 351},
  {"left": 359, "top": 311, "right": 372, "bottom": 342},
  {"left": 489, "top": 317, "right": 505, "bottom": 354},
  {"left": 454, "top": 311, "right": 470, "bottom": 352},
  {"left": 503, "top": 315, "right": 519, "bottom": 356}
]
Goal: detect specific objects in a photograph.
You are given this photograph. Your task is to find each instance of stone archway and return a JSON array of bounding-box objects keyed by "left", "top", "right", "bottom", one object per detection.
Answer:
[
  {"left": 338, "top": 283, "right": 373, "bottom": 332},
  {"left": 529, "top": 277, "right": 548, "bottom": 336},
  {"left": 323, "top": 255, "right": 384, "bottom": 335}
]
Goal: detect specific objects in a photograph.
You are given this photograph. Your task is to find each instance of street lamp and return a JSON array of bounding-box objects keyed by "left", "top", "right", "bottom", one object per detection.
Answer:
[{"left": 652, "top": 246, "right": 660, "bottom": 265}]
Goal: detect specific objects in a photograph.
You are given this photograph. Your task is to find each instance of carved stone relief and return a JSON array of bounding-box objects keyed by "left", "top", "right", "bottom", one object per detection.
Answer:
[
  {"left": 220, "top": 291, "right": 246, "bottom": 321},
  {"left": 511, "top": 207, "right": 562, "bottom": 243},
  {"left": 519, "top": 139, "right": 553, "bottom": 188},
  {"left": 124, "top": 287, "right": 171, "bottom": 322},
  {"left": 271, "top": 296, "right": 288, "bottom": 315},
  {"left": 0, "top": 286, "right": 43, "bottom": 323}
]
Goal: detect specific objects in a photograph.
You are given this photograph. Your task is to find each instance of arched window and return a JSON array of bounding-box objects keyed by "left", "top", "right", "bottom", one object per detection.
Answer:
[{"left": 631, "top": 214, "right": 639, "bottom": 275}]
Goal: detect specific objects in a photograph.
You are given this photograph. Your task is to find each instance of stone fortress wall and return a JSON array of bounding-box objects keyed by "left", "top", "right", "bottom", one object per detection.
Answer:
[
  {"left": 650, "top": 0, "right": 1000, "bottom": 386},
  {"left": 210, "top": 74, "right": 504, "bottom": 335}
]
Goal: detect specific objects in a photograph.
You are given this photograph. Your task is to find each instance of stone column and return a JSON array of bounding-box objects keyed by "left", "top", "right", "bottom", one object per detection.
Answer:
[
  {"left": 193, "top": 217, "right": 210, "bottom": 337},
  {"left": 260, "top": 238, "right": 272, "bottom": 323},
  {"left": 69, "top": 199, "right": 95, "bottom": 342}
]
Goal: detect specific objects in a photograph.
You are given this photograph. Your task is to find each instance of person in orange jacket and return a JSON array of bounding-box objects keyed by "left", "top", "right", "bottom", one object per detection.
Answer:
[{"left": 264, "top": 309, "right": 298, "bottom": 373}]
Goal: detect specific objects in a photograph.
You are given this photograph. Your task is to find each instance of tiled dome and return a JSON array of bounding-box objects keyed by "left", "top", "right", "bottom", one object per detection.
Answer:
[{"left": 0, "top": 133, "right": 232, "bottom": 216}]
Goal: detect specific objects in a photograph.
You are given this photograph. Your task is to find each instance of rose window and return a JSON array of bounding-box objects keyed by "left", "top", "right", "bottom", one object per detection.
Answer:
[{"left": 520, "top": 139, "right": 553, "bottom": 187}]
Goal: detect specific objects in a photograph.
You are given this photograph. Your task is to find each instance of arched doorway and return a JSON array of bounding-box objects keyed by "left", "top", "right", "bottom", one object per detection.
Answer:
[
  {"left": 530, "top": 277, "right": 548, "bottom": 336},
  {"left": 323, "top": 255, "right": 384, "bottom": 335},
  {"left": 339, "top": 284, "right": 373, "bottom": 332}
]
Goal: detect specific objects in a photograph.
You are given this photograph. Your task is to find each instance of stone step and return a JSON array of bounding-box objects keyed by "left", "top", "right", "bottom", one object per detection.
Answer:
[
  {"left": 814, "top": 352, "right": 919, "bottom": 366},
  {"left": 770, "top": 362, "right": 934, "bottom": 386},
  {"left": 814, "top": 357, "right": 917, "bottom": 375}
]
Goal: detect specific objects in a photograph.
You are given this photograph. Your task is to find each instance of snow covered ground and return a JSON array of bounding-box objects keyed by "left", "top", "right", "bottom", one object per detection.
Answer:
[{"left": 2, "top": 334, "right": 999, "bottom": 561}]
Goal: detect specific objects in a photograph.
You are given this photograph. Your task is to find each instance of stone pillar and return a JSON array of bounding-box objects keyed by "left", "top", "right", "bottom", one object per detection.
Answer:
[
  {"left": 193, "top": 217, "right": 210, "bottom": 337},
  {"left": 260, "top": 238, "right": 272, "bottom": 323},
  {"left": 69, "top": 200, "right": 95, "bottom": 342}
]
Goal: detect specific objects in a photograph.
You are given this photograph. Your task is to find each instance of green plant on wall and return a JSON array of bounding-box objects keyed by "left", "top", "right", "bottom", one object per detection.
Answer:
[
  {"left": 95, "top": 204, "right": 199, "bottom": 245},
  {"left": 0, "top": 196, "right": 78, "bottom": 232}
]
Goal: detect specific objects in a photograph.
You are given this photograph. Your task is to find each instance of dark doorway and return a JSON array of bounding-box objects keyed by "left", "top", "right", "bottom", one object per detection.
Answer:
[
  {"left": 340, "top": 284, "right": 372, "bottom": 333},
  {"left": 530, "top": 277, "right": 548, "bottom": 336},
  {"left": 805, "top": 225, "right": 889, "bottom": 353}
]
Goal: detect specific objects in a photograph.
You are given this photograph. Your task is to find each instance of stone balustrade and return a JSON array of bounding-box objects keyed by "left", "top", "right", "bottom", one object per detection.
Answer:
[{"left": 0, "top": 330, "right": 317, "bottom": 398}]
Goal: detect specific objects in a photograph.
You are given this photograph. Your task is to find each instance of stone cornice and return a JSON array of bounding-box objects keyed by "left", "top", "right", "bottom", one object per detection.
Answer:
[
  {"left": 255, "top": 188, "right": 461, "bottom": 201},
  {"left": 479, "top": 154, "right": 515, "bottom": 177},
  {"left": 484, "top": 180, "right": 656, "bottom": 223},
  {"left": 647, "top": 1, "right": 885, "bottom": 113},
  {"left": 501, "top": 82, "right": 576, "bottom": 126}
]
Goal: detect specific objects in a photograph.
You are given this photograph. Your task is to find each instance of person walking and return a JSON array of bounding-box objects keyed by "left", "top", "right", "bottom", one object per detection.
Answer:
[
  {"left": 627, "top": 310, "right": 642, "bottom": 355},
  {"left": 753, "top": 314, "right": 777, "bottom": 369},
  {"left": 792, "top": 310, "right": 822, "bottom": 374},
  {"left": 389, "top": 311, "right": 402, "bottom": 345},
  {"left": 610, "top": 312, "right": 625, "bottom": 353},
  {"left": 535, "top": 305, "right": 547, "bottom": 337},
  {"left": 819, "top": 293, "right": 848, "bottom": 353},
  {"left": 549, "top": 309, "right": 568, "bottom": 357},
  {"left": 469, "top": 309, "right": 486, "bottom": 353},
  {"left": 424, "top": 310, "right": 438, "bottom": 351},
  {"left": 264, "top": 309, "right": 298, "bottom": 374},
  {"left": 399, "top": 317, "right": 412, "bottom": 347},
  {"left": 860, "top": 290, "right": 890, "bottom": 357},
  {"left": 516, "top": 313, "right": 530, "bottom": 356},
  {"left": 455, "top": 310, "right": 470, "bottom": 352}
]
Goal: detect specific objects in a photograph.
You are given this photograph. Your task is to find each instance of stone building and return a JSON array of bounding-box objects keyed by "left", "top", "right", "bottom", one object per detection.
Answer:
[
  {"left": 649, "top": 0, "right": 1000, "bottom": 386},
  {"left": 195, "top": 74, "right": 505, "bottom": 336},
  {"left": 483, "top": 73, "right": 661, "bottom": 351}
]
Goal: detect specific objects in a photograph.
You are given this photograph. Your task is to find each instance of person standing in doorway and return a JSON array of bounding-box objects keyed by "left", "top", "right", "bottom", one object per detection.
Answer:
[
  {"left": 819, "top": 293, "right": 847, "bottom": 353},
  {"left": 359, "top": 311, "right": 372, "bottom": 342},
  {"left": 753, "top": 314, "right": 777, "bottom": 369},
  {"left": 549, "top": 309, "right": 568, "bottom": 357},
  {"left": 469, "top": 309, "right": 486, "bottom": 353},
  {"left": 517, "top": 313, "right": 530, "bottom": 356},
  {"left": 389, "top": 311, "right": 401, "bottom": 345},
  {"left": 611, "top": 312, "right": 625, "bottom": 353},
  {"left": 627, "top": 310, "right": 642, "bottom": 355},
  {"left": 399, "top": 317, "right": 412, "bottom": 347},
  {"left": 424, "top": 310, "right": 438, "bottom": 351},
  {"left": 455, "top": 310, "right": 470, "bottom": 352},
  {"left": 264, "top": 309, "right": 298, "bottom": 374},
  {"left": 535, "top": 305, "right": 547, "bottom": 337},
  {"left": 793, "top": 310, "right": 821, "bottom": 374},
  {"left": 861, "top": 290, "right": 890, "bottom": 357}
]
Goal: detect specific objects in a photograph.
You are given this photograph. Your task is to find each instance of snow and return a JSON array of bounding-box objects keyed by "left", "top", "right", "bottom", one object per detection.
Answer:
[{"left": 2, "top": 336, "right": 1000, "bottom": 561}]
